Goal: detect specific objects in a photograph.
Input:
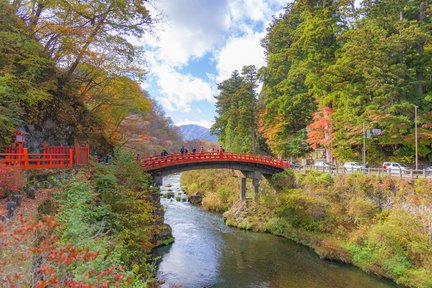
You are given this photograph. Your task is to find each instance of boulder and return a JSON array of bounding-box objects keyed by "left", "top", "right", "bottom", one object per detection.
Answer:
[
  {"left": 165, "top": 191, "right": 175, "bottom": 199},
  {"left": 5, "top": 201, "right": 17, "bottom": 218},
  {"left": 11, "top": 194, "right": 22, "bottom": 206},
  {"left": 188, "top": 192, "right": 203, "bottom": 205},
  {"left": 25, "top": 186, "right": 37, "bottom": 199}
]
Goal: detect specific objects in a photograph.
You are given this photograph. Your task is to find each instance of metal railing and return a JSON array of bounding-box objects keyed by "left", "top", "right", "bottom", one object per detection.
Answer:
[{"left": 297, "top": 165, "right": 432, "bottom": 179}]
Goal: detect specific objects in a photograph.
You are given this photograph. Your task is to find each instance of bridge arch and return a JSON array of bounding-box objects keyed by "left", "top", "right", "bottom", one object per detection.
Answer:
[{"left": 138, "top": 152, "right": 289, "bottom": 200}]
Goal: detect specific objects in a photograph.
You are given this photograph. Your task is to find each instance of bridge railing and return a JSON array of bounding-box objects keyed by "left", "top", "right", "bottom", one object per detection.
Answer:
[
  {"left": 0, "top": 148, "right": 73, "bottom": 170},
  {"left": 137, "top": 152, "right": 290, "bottom": 170}
]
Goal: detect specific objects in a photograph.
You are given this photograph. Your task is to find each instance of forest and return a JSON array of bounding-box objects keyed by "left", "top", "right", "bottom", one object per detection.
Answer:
[
  {"left": 212, "top": 0, "right": 432, "bottom": 164},
  {"left": 0, "top": 0, "right": 181, "bottom": 286},
  {"left": 0, "top": 0, "right": 182, "bottom": 154}
]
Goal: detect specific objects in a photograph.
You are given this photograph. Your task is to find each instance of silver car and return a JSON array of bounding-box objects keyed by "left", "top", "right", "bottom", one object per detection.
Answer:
[
  {"left": 383, "top": 162, "right": 409, "bottom": 175},
  {"left": 343, "top": 162, "right": 365, "bottom": 172},
  {"left": 313, "top": 160, "right": 335, "bottom": 171}
]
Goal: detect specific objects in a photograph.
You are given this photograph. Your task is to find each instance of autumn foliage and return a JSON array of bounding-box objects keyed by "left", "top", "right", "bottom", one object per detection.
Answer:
[
  {"left": 0, "top": 165, "right": 25, "bottom": 198},
  {"left": 306, "top": 107, "right": 333, "bottom": 149}
]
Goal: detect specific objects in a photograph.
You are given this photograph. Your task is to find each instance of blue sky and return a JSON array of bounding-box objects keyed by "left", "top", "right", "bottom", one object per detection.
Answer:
[{"left": 140, "top": 0, "right": 288, "bottom": 128}]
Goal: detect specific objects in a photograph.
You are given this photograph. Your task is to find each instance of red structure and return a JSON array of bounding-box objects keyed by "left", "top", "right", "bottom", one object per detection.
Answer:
[
  {"left": 138, "top": 152, "right": 290, "bottom": 172},
  {"left": 0, "top": 132, "right": 89, "bottom": 170}
]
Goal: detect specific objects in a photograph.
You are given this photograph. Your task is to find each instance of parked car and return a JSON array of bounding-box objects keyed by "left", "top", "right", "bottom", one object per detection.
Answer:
[
  {"left": 313, "top": 160, "right": 335, "bottom": 170},
  {"left": 291, "top": 161, "right": 302, "bottom": 169},
  {"left": 343, "top": 162, "right": 365, "bottom": 172},
  {"left": 426, "top": 165, "right": 432, "bottom": 175},
  {"left": 383, "top": 162, "right": 409, "bottom": 175}
]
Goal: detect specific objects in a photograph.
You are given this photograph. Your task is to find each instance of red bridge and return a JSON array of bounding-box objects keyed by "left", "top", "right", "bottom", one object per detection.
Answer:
[
  {"left": 139, "top": 152, "right": 289, "bottom": 174},
  {"left": 138, "top": 152, "right": 290, "bottom": 199}
]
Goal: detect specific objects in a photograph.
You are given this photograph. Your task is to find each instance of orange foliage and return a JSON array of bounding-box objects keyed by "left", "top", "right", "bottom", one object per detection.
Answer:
[
  {"left": 0, "top": 166, "right": 25, "bottom": 198},
  {"left": 0, "top": 215, "right": 132, "bottom": 287},
  {"left": 306, "top": 107, "right": 333, "bottom": 149}
]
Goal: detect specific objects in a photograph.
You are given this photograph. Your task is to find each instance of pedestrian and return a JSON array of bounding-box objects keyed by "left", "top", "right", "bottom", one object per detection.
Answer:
[
  {"left": 192, "top": 147, "right": 197, "bottom": 153},
  {"left": 200, "top": 146, "right": 204, "bottom": 153},
  {"left": 180, "top": 145, "right": 184, "bottom": 155}
]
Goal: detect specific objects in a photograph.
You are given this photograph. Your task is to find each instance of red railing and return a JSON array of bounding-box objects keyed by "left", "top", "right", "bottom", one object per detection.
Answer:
[
  {"left": 137, "top": 152, "right": 290, "bottom": 171},
  {"left": 0, "top": 148, "right": 73, "bottom": 170}
]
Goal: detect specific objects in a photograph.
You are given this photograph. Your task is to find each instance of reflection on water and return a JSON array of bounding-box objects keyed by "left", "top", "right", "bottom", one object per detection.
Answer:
[{"left": 154, "top": 174, "right": 398, "bottom": 288}]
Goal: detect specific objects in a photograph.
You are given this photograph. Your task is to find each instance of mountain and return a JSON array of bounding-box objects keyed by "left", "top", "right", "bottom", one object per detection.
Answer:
[{"left": 179, "top": 124, "right": 218, "bottom": 142}]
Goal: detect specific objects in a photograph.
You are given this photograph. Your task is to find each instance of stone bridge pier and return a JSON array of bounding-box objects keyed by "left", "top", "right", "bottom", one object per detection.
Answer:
[{"left": 240, "top": 171, "right": 261, "bottom": 200}]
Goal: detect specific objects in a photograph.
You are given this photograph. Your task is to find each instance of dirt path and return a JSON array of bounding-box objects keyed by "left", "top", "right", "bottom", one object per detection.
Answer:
[{"left": 0, "top": 188, "right": 58, "bottom": 287}]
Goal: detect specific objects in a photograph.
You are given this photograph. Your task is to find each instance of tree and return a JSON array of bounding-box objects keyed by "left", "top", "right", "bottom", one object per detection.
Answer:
[
  {"left": 259, "top": 0, "right": 340, "bottom": 158},
  {"left": 211, "top": 66, "right": 260, "bottom": 153},
  {"left": 12, "top": 0, "right": 156, "bottom": 82}
]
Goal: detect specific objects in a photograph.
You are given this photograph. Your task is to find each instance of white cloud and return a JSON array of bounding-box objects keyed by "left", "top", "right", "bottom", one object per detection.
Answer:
[
  {"left": 176, "top": 119, "right": 215, "bottom": 129},
  {"left": 228, "top": 0, "right": 270, "bottom": 23},
  {"left": 144, "top": 0, "right": 230, "bottom": 67},
  {"left": 215, "top": 31, "right": 266, "bottom": 83},
  {"left": 140, "top": 0, "right": 287, "bottom": 114},
  {"left": 228, "top": 0, "right": 287, "bottom": 25},
  {"left": 151, "top": 61, "right": 215, "bottom": 112}
]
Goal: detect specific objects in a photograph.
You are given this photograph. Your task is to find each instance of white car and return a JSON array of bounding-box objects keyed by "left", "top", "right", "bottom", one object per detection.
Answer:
[
  {"left": 383, "top": 162, "right": 409, "bottom": 175},
  {"left": 425, "top": 165, "right": 432, "bottom": 176},
  {"left": 313, "top": 160, "right": 335, "bottom": 170},
  {"left": 343, "top": 162, "right": 365, "bottom": 172}
]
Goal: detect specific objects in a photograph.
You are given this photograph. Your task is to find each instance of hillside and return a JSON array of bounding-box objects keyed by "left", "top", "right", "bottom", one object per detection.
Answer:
[{"left": 179, "top": 124, "right": 218, "bottom": 142}]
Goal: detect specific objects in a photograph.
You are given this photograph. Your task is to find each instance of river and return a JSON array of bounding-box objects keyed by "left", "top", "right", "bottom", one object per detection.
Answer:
[{"left": 154, "top": 174, "right": 399, "bottom": 288}]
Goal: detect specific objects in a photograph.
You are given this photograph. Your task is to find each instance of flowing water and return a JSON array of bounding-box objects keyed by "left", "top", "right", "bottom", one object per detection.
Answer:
[{"left": 154, "top": 174, "right": 399, "bottom": 288}]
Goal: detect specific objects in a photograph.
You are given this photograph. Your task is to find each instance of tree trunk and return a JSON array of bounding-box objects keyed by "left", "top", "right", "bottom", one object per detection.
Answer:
[{"left": 29, "top": 1, "right": 44, "bottom": 32}]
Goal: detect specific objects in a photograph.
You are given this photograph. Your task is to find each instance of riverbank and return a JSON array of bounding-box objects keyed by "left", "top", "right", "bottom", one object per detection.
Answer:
[
  {"left": 181, "top": 169, "right": 432, "bottom": 288},
  {"left": 0, "top": 150, "right": 170, "bottom": 287}
]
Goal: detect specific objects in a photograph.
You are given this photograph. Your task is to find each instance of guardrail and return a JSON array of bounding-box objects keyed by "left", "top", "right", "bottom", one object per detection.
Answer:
[
  {"left": 0, "top": 148, "right": 73, "bottom": 170},
  {"left": 137, "top": 152, "right": 290, "bottom": 171},
  {"left": 298, "top": 165, "right": 432, "bottom": 179}
]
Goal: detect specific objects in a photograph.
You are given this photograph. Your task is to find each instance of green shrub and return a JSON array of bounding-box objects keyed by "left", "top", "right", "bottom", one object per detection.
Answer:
[
  {"left": 265, "top": 217, "right": 289, "bottom": 235},
  {"left": 271, "top": 169, "right": 295, "bottom": 191}
]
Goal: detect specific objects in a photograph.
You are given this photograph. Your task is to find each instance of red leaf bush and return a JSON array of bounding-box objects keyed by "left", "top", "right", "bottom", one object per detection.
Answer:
[{"left": 0, "top": 165, "right": 25, "bottom": 198}]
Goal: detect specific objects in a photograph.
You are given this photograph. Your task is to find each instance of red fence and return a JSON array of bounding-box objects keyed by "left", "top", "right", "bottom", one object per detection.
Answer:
[
  {"left": 0, "top": 144, "right": 89, "bottom": 170},
  {"left": 0, "top": 148, "right": 73, "bottom": 170},
  {"left": 138, "top": 152, "right": 290, "bottom": 171},
  {"left": 74, "top": 143, "right": 90, "bottom": 166}
]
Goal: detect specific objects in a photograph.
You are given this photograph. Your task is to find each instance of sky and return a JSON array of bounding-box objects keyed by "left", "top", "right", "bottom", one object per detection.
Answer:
[{"left": 140, "top": 0, "right": 288, "bottom": 128}]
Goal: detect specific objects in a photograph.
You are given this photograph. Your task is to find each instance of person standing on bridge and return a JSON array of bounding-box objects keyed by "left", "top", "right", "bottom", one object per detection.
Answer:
[
  {"left": 180, "top": 145, "right": 184, "bottom": 155},
  {"left": 200, "top": 146, "right": 204, "bottom": 154}
]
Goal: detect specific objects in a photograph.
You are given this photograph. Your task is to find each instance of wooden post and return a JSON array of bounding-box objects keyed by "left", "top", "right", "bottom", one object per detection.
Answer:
[
  {"left": 69, "top": 149, "right": 74, "bottom": 167},
  {"left": 74, "top": 143, "right": 78, "bottom": 164},
  {"left": 23, "top": 148, "right": 29, "bottom": 169},
  {"left": 85, "top": 143, "right": 89, "bottom": 164}
]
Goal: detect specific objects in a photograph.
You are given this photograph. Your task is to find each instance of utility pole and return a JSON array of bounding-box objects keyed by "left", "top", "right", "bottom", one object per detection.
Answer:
[
  {"left": 415, "top": 105, "right": 418, "bottom": 170},
  {"left": 363, "top": 122, "right": 366, "bottom": 169},
  {"left": 330, "top": 118, "right": 333, "bottom": 165}
]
